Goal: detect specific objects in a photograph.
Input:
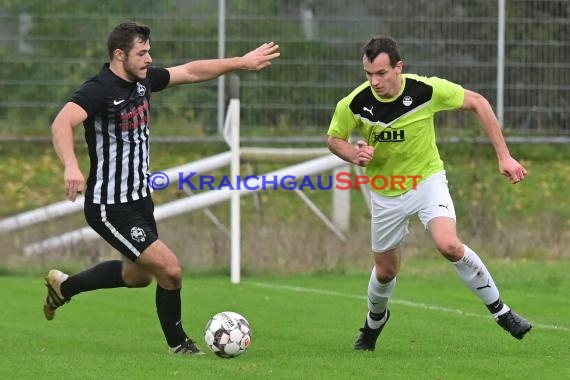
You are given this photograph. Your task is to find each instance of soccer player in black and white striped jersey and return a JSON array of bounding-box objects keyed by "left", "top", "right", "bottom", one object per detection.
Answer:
[{"left": 45, "top": 21, "right": 279, "bottom": 354}]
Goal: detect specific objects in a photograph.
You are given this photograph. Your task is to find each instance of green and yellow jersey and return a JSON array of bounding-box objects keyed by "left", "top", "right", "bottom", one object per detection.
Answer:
[{"left": 327, "top": 74, "right": 465, "bottom": 196}]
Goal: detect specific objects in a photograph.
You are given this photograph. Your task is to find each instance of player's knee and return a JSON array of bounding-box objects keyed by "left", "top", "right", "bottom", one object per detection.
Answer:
[
  {"left": 376, "top": 267, "right": 397, "bottom": 283},
  {"left": 435, "top": 240, "right": 463, "bottom": 261},
  {"left": 161, "top": 265, "right": 183, "bottom": 289}
]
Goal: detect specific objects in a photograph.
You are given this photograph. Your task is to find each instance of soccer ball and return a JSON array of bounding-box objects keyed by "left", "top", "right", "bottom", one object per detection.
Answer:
[{"left": 204, "top": 311, "right": 252, "bottom": 358}]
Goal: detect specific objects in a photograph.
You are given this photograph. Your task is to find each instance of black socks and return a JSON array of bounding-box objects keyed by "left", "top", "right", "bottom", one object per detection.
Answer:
[
  {"left": 156, "top": 285, "right": 188, "bottom": 347},
  {"left": 60, "top": 260, "right": 126, "bottom": 299}
]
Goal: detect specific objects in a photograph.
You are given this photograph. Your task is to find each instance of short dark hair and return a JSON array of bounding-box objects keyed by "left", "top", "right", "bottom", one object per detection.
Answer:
[
  {"left": 107, "top": 22, "right": 151, "bottom": 59},
  {"left": 362, "top": 36, "right": 401, "bottom": 67}
]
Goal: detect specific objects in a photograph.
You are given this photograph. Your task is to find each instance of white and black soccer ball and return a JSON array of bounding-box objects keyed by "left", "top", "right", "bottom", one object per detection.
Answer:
[{"left": 204, "top": 311, "right": 252, "bottom": 358}]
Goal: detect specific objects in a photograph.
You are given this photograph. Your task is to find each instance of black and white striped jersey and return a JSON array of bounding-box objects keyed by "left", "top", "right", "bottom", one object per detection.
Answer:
[{"left": 70, "top": 64, "right": 170, "bottom": 204}]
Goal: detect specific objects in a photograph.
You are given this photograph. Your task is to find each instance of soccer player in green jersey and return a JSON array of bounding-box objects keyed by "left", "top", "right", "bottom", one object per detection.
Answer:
[{"left": 327, "top": 36, "right": 531, "bottom": 351}]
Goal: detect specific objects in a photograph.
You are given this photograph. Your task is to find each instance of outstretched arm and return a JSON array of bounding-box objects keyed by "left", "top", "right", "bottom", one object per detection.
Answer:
[
  {"left": 462, "top": 89, "right": 527, "bottom": 184},
  {"left": 166, "top": 42, "right": 280, "bottom": 86},
  {"left": 51, "top": 102, "right": 88, "bottom": 201}
]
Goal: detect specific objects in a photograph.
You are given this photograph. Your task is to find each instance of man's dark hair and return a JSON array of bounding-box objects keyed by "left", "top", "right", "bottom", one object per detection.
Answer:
[
  {"left": 107, "top": 21, "right": 151, "bottom": 59},
  {"left": 362, "top": 36, "right": 401, "bottom": 67}
]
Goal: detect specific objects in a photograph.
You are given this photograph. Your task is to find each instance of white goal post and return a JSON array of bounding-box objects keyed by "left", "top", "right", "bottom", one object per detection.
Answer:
[{"left": 229, "top": 75, "right": 241, "bottom": 283}]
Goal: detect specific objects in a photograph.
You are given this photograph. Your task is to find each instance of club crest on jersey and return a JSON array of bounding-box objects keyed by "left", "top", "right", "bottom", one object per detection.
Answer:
[
  {"left": 136, "top": 82, "right": 147, "bottom": 97},
  {"left": 402, "top": 96, "right": 413, "bottom": 106},
  {"left": 130, "top": 226, "right": 146, "bottom": 242}
]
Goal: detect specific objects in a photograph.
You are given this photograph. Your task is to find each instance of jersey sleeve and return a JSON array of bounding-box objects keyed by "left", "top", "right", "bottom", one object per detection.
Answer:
[
  {"left": 148, "top": 67, "right": 170, "bottom": 92},
  {"left": 327, "top": 96, "right": 357, "bottom": 141},
  {"left": 70, "top": 79, "right": 107, "bottom": 117},
  {"left": 428, "top": 76, "right": 465, "bottom": 112}
]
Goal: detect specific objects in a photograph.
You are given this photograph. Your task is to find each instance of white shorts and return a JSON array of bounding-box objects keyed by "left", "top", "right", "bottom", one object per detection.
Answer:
[{"left": 370, "top": 171, "right": 456, "bottom": 253}]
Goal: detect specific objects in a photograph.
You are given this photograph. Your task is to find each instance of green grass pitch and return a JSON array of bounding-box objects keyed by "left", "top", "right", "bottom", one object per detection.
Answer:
[{"left": 1, "top": 258, "right": 568, "bottom": 379}]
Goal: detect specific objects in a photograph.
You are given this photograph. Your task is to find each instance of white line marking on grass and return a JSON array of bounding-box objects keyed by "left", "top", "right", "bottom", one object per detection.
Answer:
[{"left": 245, "top": 281, "right": 570, "bottom": 333}]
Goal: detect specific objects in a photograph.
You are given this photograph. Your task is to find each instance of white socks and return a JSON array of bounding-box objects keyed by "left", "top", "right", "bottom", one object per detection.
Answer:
[
  {"left": 366, "top": 245, "right": 510, "bottom": 326},
  {"left": 452, "top": 245, "right": 505, "bottom": 309},
  {"left": 367, "top": 267, "right": 396, "bottom": 328}
]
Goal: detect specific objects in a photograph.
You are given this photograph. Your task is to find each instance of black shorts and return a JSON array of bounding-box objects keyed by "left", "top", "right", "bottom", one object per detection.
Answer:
[{"left": 84, "top": 196, "right": 159, "bottom": 262}]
